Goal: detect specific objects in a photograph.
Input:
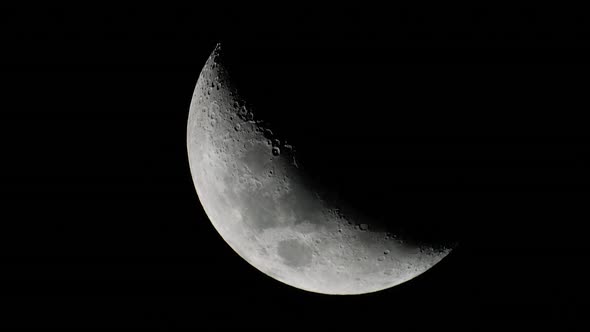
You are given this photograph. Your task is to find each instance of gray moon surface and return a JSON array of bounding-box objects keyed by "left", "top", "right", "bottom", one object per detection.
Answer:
[{"left": 187, "top": 43, "right": 453, "bottom": 295}]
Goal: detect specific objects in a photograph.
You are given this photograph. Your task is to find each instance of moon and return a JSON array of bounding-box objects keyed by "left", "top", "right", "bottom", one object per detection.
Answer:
[{"left": 187, "top": 43, "right": 455, "bottom": 295}]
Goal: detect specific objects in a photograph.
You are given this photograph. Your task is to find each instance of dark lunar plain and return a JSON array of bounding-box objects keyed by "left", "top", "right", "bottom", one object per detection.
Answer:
[{"left": 1, "top": 5, "right": 590, "bottom": 329}]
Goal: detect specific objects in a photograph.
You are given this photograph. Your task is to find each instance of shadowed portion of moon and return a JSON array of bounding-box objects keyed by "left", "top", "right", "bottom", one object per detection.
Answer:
[
  {"left": 218, "top": 45, "right": 462, "bottom": 250},
  {"left": 187, "top": 43, "right": 457, "bottom": 295}
]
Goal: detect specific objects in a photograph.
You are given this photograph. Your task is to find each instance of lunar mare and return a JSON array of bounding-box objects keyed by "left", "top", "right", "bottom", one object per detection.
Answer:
[{"left": 187, "top": 43, "right": 453, "bottom": 295}]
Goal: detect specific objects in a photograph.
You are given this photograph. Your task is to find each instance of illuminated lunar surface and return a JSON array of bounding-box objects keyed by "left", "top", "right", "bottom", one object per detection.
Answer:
[{"left": 187, "top": 43, "right": 454, "bottom": 295}]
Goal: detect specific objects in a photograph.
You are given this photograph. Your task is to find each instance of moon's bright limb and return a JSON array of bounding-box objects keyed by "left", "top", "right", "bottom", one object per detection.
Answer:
[{"left": 186, "top": 43, "right": 453, "bottom": 295}]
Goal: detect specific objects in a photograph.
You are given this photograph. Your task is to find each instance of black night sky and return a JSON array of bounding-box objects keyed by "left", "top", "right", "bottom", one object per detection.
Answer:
[{"left": 1, "top": 5, "right": 590, "bottom": 329}]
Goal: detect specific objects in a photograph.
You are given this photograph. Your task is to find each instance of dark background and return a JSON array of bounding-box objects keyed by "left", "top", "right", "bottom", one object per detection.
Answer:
[{"left": 1, "top": 5, "right": 589, "bottom": 329}]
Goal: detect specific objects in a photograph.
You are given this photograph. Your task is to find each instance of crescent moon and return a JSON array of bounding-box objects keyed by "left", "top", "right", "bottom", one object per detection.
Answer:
[{"left": 187, "top": 43, "right": 454, "bottom": 295}]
